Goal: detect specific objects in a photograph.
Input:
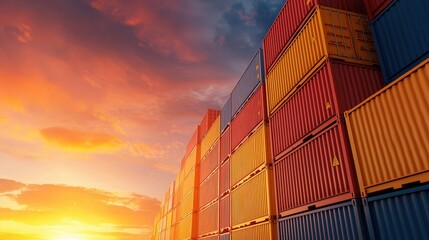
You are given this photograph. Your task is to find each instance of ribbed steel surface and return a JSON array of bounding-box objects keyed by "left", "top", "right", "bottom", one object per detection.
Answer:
[
  {"left": 371, "top": 0, "right": 429, "bottom": 84},
  {"left": 266, "top": 7, "right": 378, "bottom": 114},
  {"left": 201, "top": 116, "right": 220, "bottom": 158},
  {"left": 220, "top": 126, "right": 230, "bottom": 163},
  {"left": 231, "top": 49, "right": 264, "bottom": 118},
  {"left": 180, "top": 189, "right": 196, "bottom": 219},
  {"left": 221, "top": 97, "right": 232, "bottom": 133},
  {"left": 230, "top": 124, "right": 270, "bottom": 187},
  {"left": 231, "top": 85, "right": 267, "bottom": 152},
  {"left": 219, "top": 159, "right": 230, "bottom": 196},
  {"left": 180, "top": 213, "right": 196, "bottom": 240},
  {"left": 345, "top": 60, "right": 429, "bottom": 197},
  {"left": 220, "top": 233, "right": 229, "bottom": 240},
  {"left": 274, "top": 121, "right": 358, "bottom": 217},
  {"left": 199, "top": 171, "right": 218, "bottom": 209},
  {"left": 200, "top": 142, "right": 219, "bottom": 184},
  {"left": 200, "top": 109, "right": 220, "bottom": 141},
  {"left": 231, "top": 221, "right": 276, "bottom": 240},
  {"left": 198, "top": 201, "right": 219, "bottom": 237},
  {"left": 219, "top": 194, "right": 230, "bottom": 231},
  {"left": 364, "top": 185, "right": 429, "bottom": 240},
  {"left": 183, "top": 147, "right": 198, "bottom": 179},
  {"left": 182, "top": 166, "right": 197, "bottom": 197},
  {"left": 263, "top": 0, "right": 365, "bottom": 74},
  {"left": 270, "top": 59, "right": 383, "bottom": 159},
  {"left": 364, "top": 0, "right": 393, "bottom": 20},
  {"left": 279, "top": 200, "right": 367, "bottom": 240},
  {"left": 200, "top": 235, "right": 219, "bottom": 240},
  {"left": 184, "top": 126, "right": 199, "bottom": 161}
]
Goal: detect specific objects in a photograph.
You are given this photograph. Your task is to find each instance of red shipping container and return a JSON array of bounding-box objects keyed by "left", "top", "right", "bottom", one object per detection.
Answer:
[
  {"left": 270, "top": 58, "right": 383, "bottom": 159},
  {"left": 199, "top": 170, "right": 219, "bottom": 209},
  {"left": 185, "top": 126, "right": 200, "bottom": 159},
  {"left": 198, "top": 201, "right": 219, "bottom": 237},
  {"left": 200, "top": 142, "right": 220, "bottom": 184},
  {"left": 220, "top": 126, "right": 231, "bottom": 164},
  {"left": 365, "top": 0, "right": 393, "bottom": 20},
  {"left": 274, "top": 120, "right": 359, "bottom": 217},
  {"left": 219, "top": 159, "right": 230, "bottom": 197},
  {"left": 263, "top": 0, "right": 365, "bottom": 74},
  {"left": 199, "top": 109, "right": 221, "bottom": 142},
  {"left": 219, "top": 194, "right": 230, "bottom": 232},
  {"left": 230, "top": 85, "right": 267, "bottom": 152}
]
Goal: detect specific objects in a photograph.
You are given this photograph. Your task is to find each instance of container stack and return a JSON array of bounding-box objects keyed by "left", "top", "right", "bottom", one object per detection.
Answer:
[{"left": 262, "top": 0, "right": 384, "bottom": 238}]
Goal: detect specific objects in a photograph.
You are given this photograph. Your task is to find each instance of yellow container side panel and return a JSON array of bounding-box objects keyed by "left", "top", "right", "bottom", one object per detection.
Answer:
[
  {"left": 180, "top": 189, "right": 197, "bottom": 219},
  {"left": 231, "top": 221, "right": 277, "bottom": 240},
  {"left": 201, "top": 116, "right": 221, "bottom": 158},
  {"left": 180, "top": 213, "right": 197, "bottom": 240},
  {"left": 182, "top": 166, "right": 197, "bottom": 197},
  {"left": 184, "top": 146, "right": 198, "bottom": 178},
  {"left": 346, "top": 59, "right": 429, "bottom": 197}
]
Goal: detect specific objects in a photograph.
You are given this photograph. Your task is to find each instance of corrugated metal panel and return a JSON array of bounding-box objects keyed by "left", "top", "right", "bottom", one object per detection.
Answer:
[
  {"left": 371, "top": 0, "right": 429, "bottom": 84},
  {"left": 198, "top": 201, "right": 219, "bottom": 237},
  {"left": 180, "top": 213, "right": 197, "bottom": 240},
  {"left": 219, "top": 158, "right": 230, "bottom": 196},
  {"left": 219, "top": 194, "right": 230, "bottom": 232},
  {"left": 182, "top": 166, "right": 198, "bottom": 197},
  {"left": 184, "top": 147, "right": 198, "bottom": 179},
  {"left": 279, "top": 200, "right": 367, "bottom": 240},
  {"left": 172, "top": 206, "right": 180, "bottom": 226},
  {"left": 220, "top": 233, "right": 229, "bottom": 240},
  {"left": 221, "top": 97, "right": 232, "bottom": 133},
  {"left": 263, "top": 0, "right": 366, "bottom": 74},
  {"left": 266, "top": 7, "right": 378, "bottom": 114},
  {"left": 231, "top": 221, "right": 277, "bottom": 240},
  {"left": 364, "top": 0, "right": 393, "bottom": 20},
  {"left": 174, "top": 222, "right": 180, "bottom": 240},
  {"left": 180, "top": 189, "right": 197, "bottom": 219},
  {"left": 231, "top": 168, "right": 274, "bottom": 228},
  {"left": 200, "top": 142, "right": 219, "bottom": 184},
  {"left": 345, "top": 59, "right": 429, "bottom": 197},
  {"left": 231, "top": 49, "right": 264, "bottom": 118},
  {"left": 185, "top": 126, "right": 200, "bottom": 161},
  {"left": 274, "top": 121, "right": 359, "bottom": 217},
  {"left": 230, "top": 124, "right": 270, "bottom": 187},
  {"left": 231, "top": 85, "right": 267, "bottom": 152},
  {"left": 173, "top": 184, "right": 182, "bottom": 208},
  {"left": 200, "top": 109, "right": 221, "bottom": 141},
  {"left": 220, "top": 126, "right": 231, "bottom": 163},
  {"left": 200, "top": 235, "right": 219, "bottom": 240},
  {"left": 166, "top": 211, "right": 172, "bottom": 228},
  {"left": 199, "top": 170, "right": 218, "bottom": 209},
  {"left": 364, "top": 185, "right": 429, "bottom": 240},
  {"left": 270, "top": 59, "right": 383, "bottom": 159},
  {"left": 201, "top": 116, "right": 220, "bottom": 158}
]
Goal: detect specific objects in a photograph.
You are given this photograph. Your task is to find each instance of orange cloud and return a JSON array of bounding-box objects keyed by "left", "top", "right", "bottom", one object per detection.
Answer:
[{"left": 39, "top": 127, "right": 122, "bottom": 152}]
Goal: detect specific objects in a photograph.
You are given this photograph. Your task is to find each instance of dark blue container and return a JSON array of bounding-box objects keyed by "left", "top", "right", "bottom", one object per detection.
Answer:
[
  {"left": 220, "top": 233, "right": 230, "bottom": 240},
  {"left": 278, "top": 200, "right": 367, "bottom": 240},
  {"left": 220, "top": 96, "right": 232, "bottom": 133},
  {"left": 231, "top": 49, "right": 264, "bottom": 118},
  {"left": 363, "top": 184, "right": 429, "bottom": 240},
  {"left": 371, "top": 0, "right": 429, "bottom": 84}
]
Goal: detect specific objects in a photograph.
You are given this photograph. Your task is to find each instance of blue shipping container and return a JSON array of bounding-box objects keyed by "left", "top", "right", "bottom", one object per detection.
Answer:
[
  {"left": 220, "top": 233, "right": 229, "bottom": 240},
  {"left": 221, "top": 96, "right": 232, "bottom": 133},
  {"left": 278, "top": 200, "right": 367, "bottom": 240},
  {"left": 363, "top": 184, "right": 429, "bottom": 240},
  {"left": 371, "top": 0, "right": 429, "bottom": 84},
  {"left": 231, "top": 49, "right": 264, "bottom": 118}
]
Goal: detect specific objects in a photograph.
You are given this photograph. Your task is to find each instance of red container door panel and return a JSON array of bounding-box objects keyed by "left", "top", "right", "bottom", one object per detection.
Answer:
[
  {"left": 220, "top": 159, "right": 230, "bottom": 196},
  {"left": 220, "top": 126, "right": 231, "bottom": 163},
  {"left": 364, "top": 0, "right": 394, "bottom": 20},
  {"left": 231, "top": 85, "right": 266, "bottom": 151},
  {"left": 270, "top": 59, "right": 383, "bottom": 159},
  {"left": 274, "top": 121, "right": 358, "bottom": 217},
  {"left": 200, "top": 143, "right": 220, "bottom": 183},
  {"left": 220, "top": 194, "right": 230, "bottom": 231}
]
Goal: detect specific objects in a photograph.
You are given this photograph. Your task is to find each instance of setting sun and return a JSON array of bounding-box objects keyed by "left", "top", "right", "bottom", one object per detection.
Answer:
[{"left": 55, "top": 236, "right": 82, "bottom": 240}]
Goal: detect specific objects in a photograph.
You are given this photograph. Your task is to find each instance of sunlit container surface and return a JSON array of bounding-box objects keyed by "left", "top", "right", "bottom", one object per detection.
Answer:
[
  {"left": 183, "top": 147, "right": 198, "bottom": 180},
  {"left": 263, "top": 0, "right": 365, "bottom": 74},
  {"left": 371, "top": 0, "right": 429, "bottom": 84},
  {"left": 199, "top": 170, "right": 218, "bottom": 209},
  {"left": 220, "top": 233, "right": 229, "bottom": 240},
  {"left": 180, "top": 213, "right": 197, "bottom": 240},
  {"left": 198, "top": 201, "right": 219, "bottom": 237},
  {"left": 231, "top": 49, "right": 264, "bottom": 118},
  {"left": 185, "top": 126, "right": 199, "bottom": 161},
  {"left": 230, "top": 124, "right": 270, "bottom": 187},
  {"left": 182, "top": 166, "right": 198, "bottom": 197},
  {"left": 231, "top": 85, "right": 267, "bottom": 151},
  {"left": 220, "top": 126, "right": 231, "bottom": 163},
  {"left": 270, "top": 59, "right": 383, "bottom": 159},
  {"left": 275, "top": 121, "right": 359, "bottom": 217},
  {"left": 219, "top": 194, "right": 230, "bottom": 232},
  {"left": 200, "top": 235, "right": 219, "bottom": 240},
  {"left": 199, "top": 109, "right": 220, "bottom": 141},
  {"left": 364, "top": 0, "right": 393, "bottom": 20},
  {"left": 221, "top": 97, "right": 232, "bottom": 133},
  {"left": 345, "top": 60, "right": 429, "bottom": 197},
  {"left": 231, "top": 168, "right": 274, "bottom": 228},
  {"left": 200, "top": 142, "right": 219, "bottom": 183},
  {"left": 266, "top": 7, "right": 378, "bottom": 113},
  {"left": 364, "top": 185, "right": 429, "bottom": 240},
  {"left": 180, "top": 189, "right": 197, "bottom": 219},
  {"left": 231, "top": 221, "right": 276, "bottom": 240},
  {"left": 172, "top": 206, "right": 180, "bottom": 226},
  {"left": 219, "top": 159, "right": 230, "bottom": 196},
  {"left": 201, "top": 116, "right": 220, "bottom": 158}
]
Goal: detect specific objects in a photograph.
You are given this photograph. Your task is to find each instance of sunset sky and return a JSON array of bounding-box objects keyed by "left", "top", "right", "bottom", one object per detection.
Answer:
[{"left": 0, "top": 0, "right": 282, "bottom": 239}]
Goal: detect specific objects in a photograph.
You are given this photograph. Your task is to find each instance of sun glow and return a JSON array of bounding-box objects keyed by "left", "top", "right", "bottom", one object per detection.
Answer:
[{"left": 55, "top": 236, "right": 82, "bottom": 240}]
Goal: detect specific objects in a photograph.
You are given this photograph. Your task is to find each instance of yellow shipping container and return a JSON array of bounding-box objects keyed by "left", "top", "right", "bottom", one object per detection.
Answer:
[
  {"left": 180, "top": 189, "right": 198, "bottom": 220},
  {"left": 231, "top": 168, "right": 275, "bottom": 228},
  {"left": 166, "top": 211, "right": 172, "bottom": 229},
  {"left": 174, "top": 222, "right": 180, "bottom": 240},
  {"left": 231, "top": 221, "right": 277, "bottom": 240},
  {"left": 182, "top": 166, "right": 198, "bottom": 197},
  {"left": 267, "top": 6, "right": 378, "bottom": 114},
  {"left": 230, "top": 124, "right": 271, "bottom": 187},
  {"left": 201, "top": 116, "right": 221, "bottom": 158},
  {"left": 345, "top": 59, "right": 429, "bottom": 197},
  {"left": 180, "top": 213, "right": 197, "bottom": 240},
  {"left": 184, "top": 146, "right": 199, "bottom": 179}
]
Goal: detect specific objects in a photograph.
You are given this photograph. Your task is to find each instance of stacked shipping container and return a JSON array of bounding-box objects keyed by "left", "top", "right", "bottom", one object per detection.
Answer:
[{"left": 152, "top": 0, "right": 429, "bottom": 239}]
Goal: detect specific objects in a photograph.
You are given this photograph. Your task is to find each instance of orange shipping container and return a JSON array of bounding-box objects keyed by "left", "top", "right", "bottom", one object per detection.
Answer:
[
  {"left": 198, "top": 201, "right": 219, "bottom": 237},
  {"left": 182, "top": 166, "right": 198, "bottom": 198},
  {"left": 231, "top": 168, "right": 275, "bottom": 228},
  {"left": 183, "top": 146, "right": 199, "bottom": 179},
  {"left": 230, "top": 124, "right": 271, "bottom": 188},
  {"left": 179, "top": 212, "right": 198, "bottom": 240},
  {"left": 266, "top": 6, "right": 378, "bottom": 114},
  {"left": 201, "top": 116, "right": 221, "bottom": 158},
  {"left": 230, "top": 221, "right": 277, "bottom": 240},
  {"left": 199, "top": 170, "right": 219, "bottom": 209},
  {"left": 200, "top": 142, "right": 219, "bottom": 183},
  {"left": 180, "top": 189, "right": 198, "bottom": 220},
  {"left": 345, "top": 59, "right": 429, "bottom": 197}
]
